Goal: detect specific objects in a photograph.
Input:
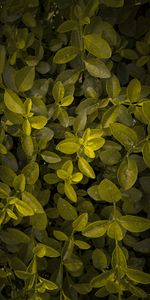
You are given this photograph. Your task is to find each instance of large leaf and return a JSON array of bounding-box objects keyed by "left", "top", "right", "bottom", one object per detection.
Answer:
[
  {"left": 15, "top": 66, "right": 35, "bottom": 92},
  {"left": 83, "top": 34, "right": 112, "bottom": 59},
  {"left": 4, "top": 89, "right": 25, "bottom": 114}
]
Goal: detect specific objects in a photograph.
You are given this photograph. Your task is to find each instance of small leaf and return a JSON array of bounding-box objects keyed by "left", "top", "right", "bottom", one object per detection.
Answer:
[
  {"left": 111, "top": 245, "right": 127, "bottom": 275},
  {"left": 53, "top": 230, "right": 68, "bottom": 241},
  {"left": 74, "top": 240, "right": 90, "bottom": 249},
  {"left": 33, "top": 243, "right": 60, "bottom": 258},
  {"left": 39, "top": 277, "right": 58, "bottom": 290},
  {"left": 142, "top": 100, "right": 150, "bottom": 122},
  {"left": 22, "top": 191, "right": 44, "bottom": 214},
  {"left": 88, "top": 185, "right": 101, "bottom": 201},
  {"left": 4, "top": 89, "right": 25, "bottom": 114},
  {"left": 92, "top": 248, "right": 108, "bottom": 270},
  {"left": 119, "top": 215, "right": 150, "bottom": 232},
  {"left": 64, "top": 182, "right": 77, "bottom": 202},
  {"left": 126, "top": 268, "right": 150, "bottom": 284},
  {"left": 78, "top": 157, "right": 95, "bottom": 179},
  {"left": 22, "top": 162, "right": 39, "bottom": 185},
  {"left": 106, "top": 75, "right": 121, "bottom": 98},
  {"left": 84, "top": 57, "right": 111, "bottom": 78},
  {"left": 15, "top": 66, "right": 35, "bottom": 92},
  {"left": 142, "top": 140, "right": 150, "bottom": 168},
  {"left": 102, "top": 0, "right": 124, "bottom": 7},
  {"left": 82, "top": 220, "right": 108, "bottom": 238},
  {"left": 53, "top": 46, "right": 80, "bottom": 64},
  {"left": 98, "top": 179, "right": 121, "bottom": 202},
  {"left": 30, "top": 116, "right": 47, "bottom": 129},
  {"left": 107, "top": 221, "right": 124, "bottom": 240},
  {"left": 57, "top": 198, "right": 77, "bottom": 221},
  {"left": 41, "top": 151, "right": 61, "bottom": 163},
  {"left": 52, "top": 81, "right": 64, "bottom": 102},
  {"left": 15, "top": 200, "right": 34, "bottom": 216},
  {"left": 127, "top": 79, "right": 141, "bottom": 103},
  {"left": 117, "top": 156, "right": 138, "bottom": 190},
  {"left": 91, "top": 270, "right": 114, "bottom": 288},
  {"left": 101, "top": 105, "right": 120, "bottom": 128},
  {"left": 57, "top": 20, "right": 78, "bottom": 33},
  {"left": 73, "top": 213, "right": 88, "bottom": 231},
  {"left": 15, "top": 271, "right": 33, "bottom": 280},
  {"left": 13, "top": 174, "right": 26, "bottom": 192},
  {"left": 56, "top": 138, "right": 80, "bottom": 154},
  {"left": 111, "top": 123, "right": 138, "bottom": 150},
  {"left": 0, "top": 45, "right": 6, "bottom": 75},
  {"left": 83, "top": 34, "right": 112, "bottom": 59}
]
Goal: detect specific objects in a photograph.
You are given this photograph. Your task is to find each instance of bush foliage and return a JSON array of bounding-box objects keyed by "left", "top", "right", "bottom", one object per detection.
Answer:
[{"left": 0, "top": 0, "right": 150, "bottom": 299}]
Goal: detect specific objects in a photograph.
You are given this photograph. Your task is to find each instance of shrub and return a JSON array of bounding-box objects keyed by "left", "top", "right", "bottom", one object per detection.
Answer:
[{"left": 0, "top": 0, "right": 150, "bottom": 299}]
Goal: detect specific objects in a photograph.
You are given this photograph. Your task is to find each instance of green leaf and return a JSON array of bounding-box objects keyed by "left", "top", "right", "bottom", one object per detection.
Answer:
[
  {"left": 57, "top": 107, "right": 69, "bottom": 127},
  {"left": 22, "top": 162, "right": 39, "bottom": 185},
  {"left": 15, "top": 270, "right": 33, "bottom": 280},
  {"left": 127, "top": 79, "right": 141, "bottom": 103},
  {"left": 4, "top": 89, "right": 25, "bottom": 114},
  {"left": 57, "top": 198, "right": 77, "bottom": 221},
  {"left": 106, "top": 75, "right": 121, "bottom": 98},
  {"left": 117, "top": 156, "right": 138, "bottom": 190},
  {"left": 111, "top": 245, "right": 127, "bottom": 275},
  {"left": 53, "top": 230, "right": 68, "bottom": 241},
  {"left": 63, "top": 257, "right": 83, "bottom": 273},
  {"left": 64, "top": 182, "right": 77, "bottom": 202},
  {"left": 78, "top": 157, "right": 95, "bottom": 179},
  {"left": 22, "top": 191, "right": 44, "bottom": 214},
  {"left": 142, "top": 140, "right": 150, "bottom": 168},
  {"left": 74, "top": 240, "right": 91, "bottom": 249},
  {"left": 101, "top": 106, "right": 120, "bottom": 128},
  {"left": 0, "top": 228, "right": 30, "bottom": 244},
  {"left": 57, "top": 20, "right": 78, "bottom": 33},
  {"left": 126, "top": 268, "right": 150, "bottom": 284},
  {"left": 39, "top": 277, "right": 58, "bottom": 290},
  {"left": 82, "top": 220, "right": 108, "bottom": 238},
  {"left": 0, "top": 182, "right": 11, "bottom": 198},
  {"left": 119, "top": 215, "right": 150, "bottom": 232},
  {"left": 142, "top": 100, "right": 150, "bottom": 122},
  {"left": 98, "top": 179, "right": 121, "bottom": 202},
  {"left": 15, "top": 200, "right": 34, "bottom": 216},
  {"left": 15, "top": 66, "right": 35, "bottom": 92},
  {"left": 91, "top": 270, "right": 114, "bottom": 288},
  {"left": 92, "top": 248, "right": 108, "bottom": 270},
  {"left": 72, "top": 213, "right": 88, "bottom": 231},
  {"left": 22, "top": 135, "right": 34, "bottom": 157},
  {"left": 83, "top": 34, "right": 112, "bottom": 59},
  {"left": 111, "top": 123, "right": 138, "bottom": 150},
  {"left": 61, "top": 95, "right": 74, "bottom": 107},
  {"left": 133, "top": 238, "right": 150, "bottom": 254},
  {"left": 41, "top": 151, "right": 61, "bottom": 163},
  {"left": 30, "top": 116, "right": 47, "bottom": 129},
  {"left": 87, "top": 185, "right": 101, "bottom": 201},
  {"left": 53, "top": 46, "right": 80, "bottom": 64},
  {"left": 13, "top": 174, "right": 26, "bottom": 192},
  {"left": 0, "top": 166, "right": 16, "bottom": 187},
  {"left": 107, "top": 221, "right": 124, "bottom": 240},
  {"left": 33, "top": 243, "right": 60, "bottom": 258},
  {"left": 84, "top": 58, "right": 111, "bottom": 78},
  {"left": 56, "top": 138, "right": 80, "bottom": 154},
  {"left": 52, "top": 81, "right": 64, "bottom": 102},
  {"left": 129, "top": 284, "right": 147, "bottom": 298}
]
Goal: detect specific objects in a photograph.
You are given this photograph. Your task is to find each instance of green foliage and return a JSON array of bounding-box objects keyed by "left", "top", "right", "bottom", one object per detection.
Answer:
[{"left": 0, "top": 0, "right": 150, "bottom": 299}]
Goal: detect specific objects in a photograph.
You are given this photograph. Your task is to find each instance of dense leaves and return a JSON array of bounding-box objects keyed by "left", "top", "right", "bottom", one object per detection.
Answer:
[{"left": 0, "top": 0, "right": 150, "bottom": 300}]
